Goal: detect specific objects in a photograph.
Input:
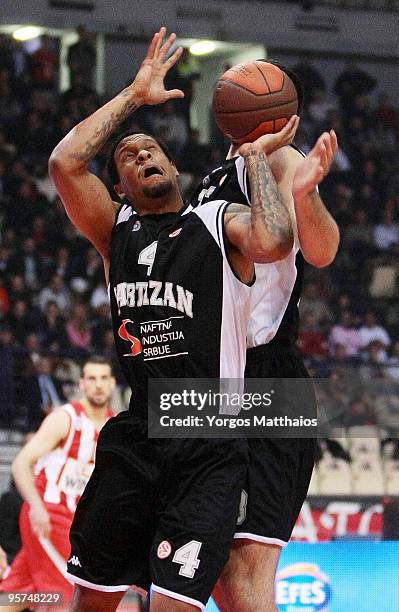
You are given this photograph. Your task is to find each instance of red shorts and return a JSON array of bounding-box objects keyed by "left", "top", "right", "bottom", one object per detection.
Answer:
[{"left": 0, "top": 501, "right": 74, "bottom": 603}]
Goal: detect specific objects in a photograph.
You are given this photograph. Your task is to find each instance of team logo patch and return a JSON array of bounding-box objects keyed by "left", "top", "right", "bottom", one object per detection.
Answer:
[
  {"left": 169, "top": 228, "right": 182, "bottom": 238},
  {"left": 118, "top": 319, "right": 142, "bottom": 357},
  {"left": 132, "top": 220, "right": 141, "bottom": 231},
  {"left": 157, "top": 540, "right": 172, "bottom": 559}
]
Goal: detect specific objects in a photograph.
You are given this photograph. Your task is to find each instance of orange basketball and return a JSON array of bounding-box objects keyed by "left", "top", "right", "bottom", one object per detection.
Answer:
[{"left": 212, "top": 60, "right": 298, "bottom": 145}]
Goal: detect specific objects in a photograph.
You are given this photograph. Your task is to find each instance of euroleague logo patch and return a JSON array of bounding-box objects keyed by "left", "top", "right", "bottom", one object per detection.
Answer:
[
  {"left": 132, "top": 220, "right": 141, "bottom": 232},
  {"left": 157, "top": 540, "right": 172, "bottom": 559}
]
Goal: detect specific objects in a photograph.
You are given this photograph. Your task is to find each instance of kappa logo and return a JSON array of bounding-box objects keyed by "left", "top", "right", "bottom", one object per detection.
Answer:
[
  {"left": 68, "top": 555, "right": 82, "bottom": 567},
  {"left": 157, "top": 540, "right": 172, "bottom": 559},
  {"left": 132, "top": 220, "right": 141, "bottom": 231},
  {"left": 118, "top": 319, "right": 142, "bottom": 357},
  {"left": 169, "top": 228, "right": 182, "bottom": 238}
]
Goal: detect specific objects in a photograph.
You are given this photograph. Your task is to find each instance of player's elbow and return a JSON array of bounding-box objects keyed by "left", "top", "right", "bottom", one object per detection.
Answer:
[
  {"left": 48, "top": 149, "right": 73, "bottom": 180},
  {"left": 250, "top": 232, "right": 294, "bottom": 264},
  {"left": 49, "top": 140, "right": 85, "bottom": 179},
  {"left": 303, "top": 230, "right": 340, "bottom": 268}
]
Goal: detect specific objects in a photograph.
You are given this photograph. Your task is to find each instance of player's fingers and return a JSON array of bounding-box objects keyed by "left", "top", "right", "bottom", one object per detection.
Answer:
[
  {"left": 318, "top": 142, "right": 328, "bottom": 170},
  {"left": 330, "top": 130, "right": 338, "bottom": 154},
  {"left": 145, "top": 31, "right": 160, "bottom": 61},
  {"left": 154, "top": 26, "right": 166, "bottom": 58},
  {"left": 165, "top": 88, "right": 185, "bottom": 100},
  {"left": 281, "top": 114, "right": 297, "bottom": 135},
  {"left": 159, "top": 32, "right": 177, "bottom": 60},
  {"left": 164, "top": 46, "right": 183, "bottom": 71},
  {"left": 322, "top": 133, "right": 334, "bottom": 163}
]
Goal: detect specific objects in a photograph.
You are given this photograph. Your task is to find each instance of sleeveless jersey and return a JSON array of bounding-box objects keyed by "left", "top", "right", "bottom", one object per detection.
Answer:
[
  {"left": 109, "top": 200, "right": 251, "bottom": 417},
  {"left": 188, "top": 146, "right": 305, "bottom": 347},
  {"left": 34, "top": 401, "right": 113, "bottom": 513}
]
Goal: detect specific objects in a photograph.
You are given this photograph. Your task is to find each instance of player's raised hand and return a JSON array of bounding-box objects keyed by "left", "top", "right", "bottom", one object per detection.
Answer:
[
  {"left": 238, "top": 115, "right": 300, "bottom": 157},
  {"left": 308, "top": 130, "right": 338, "bottom": 177},
  {"left": 132, "top": 27, "right": 184, "bottom": 105},
  {"left": 29, "top": 500, "right": 51, "bottom": 538},
  {"left": 292, "top": 130, "right": 337, "bottom": 202},
  {"left": 292, "top": 153, "right": 324, "bottom": 203}
]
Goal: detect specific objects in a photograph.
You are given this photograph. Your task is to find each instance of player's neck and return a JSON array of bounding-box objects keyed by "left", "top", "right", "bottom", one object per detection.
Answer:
[
  {"left": 80, "top": 400, "right": 108, "bottom": 428},
  {"left": 134, "top": 191, "right": 184, "bottom": 216}
]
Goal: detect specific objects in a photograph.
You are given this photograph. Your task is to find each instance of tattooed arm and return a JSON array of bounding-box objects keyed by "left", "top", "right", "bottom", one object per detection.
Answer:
[
  {"left": 224, "top": 145, "right": 294, "bottom": 280},
  {"left": 49, "top": 27, "right": 183, "bottom": 261}
]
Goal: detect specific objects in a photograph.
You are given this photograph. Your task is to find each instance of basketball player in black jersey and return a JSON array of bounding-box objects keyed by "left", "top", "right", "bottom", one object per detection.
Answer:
[
  {"left": 48, "top": 29, "right": 302, "bottom": 612},
  {"left": 189, "top": 64, "right": 339, "bottom": 611}
]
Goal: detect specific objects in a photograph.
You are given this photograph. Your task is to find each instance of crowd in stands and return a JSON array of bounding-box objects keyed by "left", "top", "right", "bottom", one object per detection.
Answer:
[{"left": 0, "top": 32, "right": 399, "bottom": 436}]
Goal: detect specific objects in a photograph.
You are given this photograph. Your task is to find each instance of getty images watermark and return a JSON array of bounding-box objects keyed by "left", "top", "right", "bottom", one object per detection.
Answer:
[
  {"left": 148, "top": 378, "right": 320, "bottom": 438},
  {"left": 147, "top": 371, "right": 399, "bottom": 438}
]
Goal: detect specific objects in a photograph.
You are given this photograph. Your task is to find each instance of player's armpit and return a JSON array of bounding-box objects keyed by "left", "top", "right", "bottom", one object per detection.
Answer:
[{"left": 48, "top": 162, "right": 117, "bottom": 259}]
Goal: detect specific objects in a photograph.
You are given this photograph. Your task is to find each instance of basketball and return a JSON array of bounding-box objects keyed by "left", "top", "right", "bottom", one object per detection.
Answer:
[{"left": 212, "top": 60, "right": 298, "bottom": 145}]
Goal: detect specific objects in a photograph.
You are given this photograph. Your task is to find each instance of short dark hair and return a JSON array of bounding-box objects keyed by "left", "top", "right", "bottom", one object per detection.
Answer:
[
  {"left": 80, "top": 355, "right": 113, "bottom": 376},
  {"left": 257, "top": 59, "right": 304, "bottom": 116},
  {"left": 105, "top": 130, "right": 174, "bottom": 188}
]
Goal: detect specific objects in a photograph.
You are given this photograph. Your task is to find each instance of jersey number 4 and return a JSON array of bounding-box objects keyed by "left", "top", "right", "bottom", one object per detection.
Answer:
[
  {"left": 172, "top": 540, "right": 202, "bottom": 578},
  {"left": 138, "top": 241, "right": 158, "bottom": 276}
]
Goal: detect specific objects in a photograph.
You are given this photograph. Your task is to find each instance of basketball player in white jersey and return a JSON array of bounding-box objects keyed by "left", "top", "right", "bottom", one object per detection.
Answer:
[
  {"left": 0, "top": 356, "right": 115, "bottom": 609},
  {"left": 190, "top": 62, "right": 339, "bottom": 611}
]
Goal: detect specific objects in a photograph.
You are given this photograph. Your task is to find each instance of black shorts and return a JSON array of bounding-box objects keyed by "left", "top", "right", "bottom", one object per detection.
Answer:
[
  {"left": 235, "top": 341, "right": 316, "bottom": 546},
  {"left": 66, "top": 411, "right": 248, "bottom": 609}
]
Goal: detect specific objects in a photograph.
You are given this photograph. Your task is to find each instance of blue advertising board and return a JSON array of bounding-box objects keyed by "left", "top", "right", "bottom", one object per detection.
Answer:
[{"left": 205, "top": 542, "right": 399, "bottom": 612}]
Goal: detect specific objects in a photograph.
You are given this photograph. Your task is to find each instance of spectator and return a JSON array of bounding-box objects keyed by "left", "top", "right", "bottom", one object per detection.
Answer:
[
  {"left": 334, "top": 62, "right": 376, "bottom": 116},
  {"left": 373, "top": 92, "right": 399, "bottom": 133},
  {"left": 65, "top": 303, "right": 92, "bottom": 356},
  {"left": 40, "top": 301, "right": 67, "bottom": 353},
  {"left": 22, "top": 355, "right": 66, "bottom": 431},
  {"left": 359, "top": 311, "right": 391, "bottom": 350},
  {"left": 38, "top": 274, "right": 71, "bottom": 313},
  {"left": 297, "top": 310, "right": 329, "bottom": 360},
  {"left": 359, "top": 340, "right": 388, "bottom": 380},
  {"left": 373, "top": 202, "right": 399, "bottom": 251},
  {"left": 385, "top": 340, "right": 399, "bottom": 381},
  {"left": 9, "top": 238, "right": 41, "bottom": 292},
  {"left": 29, "top": 35, "right": 58, "bottom": 95},
  {"left": 150, "top": 100, "right": 188, "bottom": 159},
  {"left": 292, "top": 59, "right": 326, "bottom": 107},
  {"left": 308, "top": 88, "right": 336, "bottom": 127},
  {"left": 329, "top": 311, "right": 362, "bottom": 357},
  {"left": 67, "top": 25, "right": 96, "bottom": 88},
  {"left": 299, "top": 281, "right": 332, "bottom": 325}
]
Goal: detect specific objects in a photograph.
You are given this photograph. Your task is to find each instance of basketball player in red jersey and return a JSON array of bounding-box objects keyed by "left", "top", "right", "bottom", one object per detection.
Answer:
[{"left": 0, "top": 356, "right": 115, "bottom": 609}]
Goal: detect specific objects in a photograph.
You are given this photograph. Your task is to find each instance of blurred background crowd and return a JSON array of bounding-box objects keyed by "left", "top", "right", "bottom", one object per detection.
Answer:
[{"left": 0, "top": 30, "right": 398, "bottom": 441}]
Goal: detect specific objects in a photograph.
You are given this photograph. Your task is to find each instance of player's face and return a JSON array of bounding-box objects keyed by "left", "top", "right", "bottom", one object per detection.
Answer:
[
  {"left": 79, "top": 363, "right": 115, "bottom": 408},
  {"left": 114, "top": 134, "right": 177, "bottom": 203}
]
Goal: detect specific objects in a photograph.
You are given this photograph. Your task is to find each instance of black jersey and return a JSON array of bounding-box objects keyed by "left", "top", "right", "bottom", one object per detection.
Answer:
[
  {"left": 109, "top": 200, "right": 251, "bottom": 416},
  {"left": 188, "top": 146, "right": 304, "bottom": 347}
]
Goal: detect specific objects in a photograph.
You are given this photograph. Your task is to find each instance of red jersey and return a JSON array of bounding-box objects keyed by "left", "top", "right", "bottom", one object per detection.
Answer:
[{"left": 34, "top": 401, "right": 113, "bottom": 513}]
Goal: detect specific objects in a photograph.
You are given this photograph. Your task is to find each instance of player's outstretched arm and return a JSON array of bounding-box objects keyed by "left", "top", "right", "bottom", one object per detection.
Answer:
[
  {"left": 224, "top": 143, "right": 294, "bottom": 266},
  {"left": 292, "top": 130, "right": 340, "bottom": 267},
  {"left": 49, "top": 26, "right": 183, "bottom": 261},
  {"left": 11, "top": 411, "right": 71, "bottom": 538}
]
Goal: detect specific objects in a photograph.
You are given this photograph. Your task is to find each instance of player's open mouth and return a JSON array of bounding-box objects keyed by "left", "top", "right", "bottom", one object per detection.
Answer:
[{"left": 141, "top": 163, "right": 164, "bottom": 179}]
